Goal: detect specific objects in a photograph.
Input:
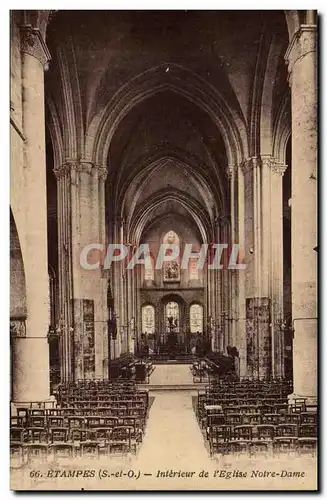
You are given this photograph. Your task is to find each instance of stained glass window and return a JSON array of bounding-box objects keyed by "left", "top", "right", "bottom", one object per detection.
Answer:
[
  {"left": 141, "top": 305, "right": 155, "bottom": 334},
  {"left": 190, "top": 304, "right": 203, "bottom": 333},
  {"left": 166, "top": 301, "right": 179, "bottom": 332},
  {"left": 163, "top": 231, "right": 180, "bottom": 282}
]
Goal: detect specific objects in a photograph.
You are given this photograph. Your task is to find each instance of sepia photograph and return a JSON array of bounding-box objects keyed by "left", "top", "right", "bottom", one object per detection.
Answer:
[{"left": 9, "top": 9, "right": 318, "bottom": 491}]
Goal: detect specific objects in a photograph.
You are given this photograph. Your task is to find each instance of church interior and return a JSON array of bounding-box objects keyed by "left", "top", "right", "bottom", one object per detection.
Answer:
[{"left": 10, "top": 10, "right": 317, "bottom": 484}]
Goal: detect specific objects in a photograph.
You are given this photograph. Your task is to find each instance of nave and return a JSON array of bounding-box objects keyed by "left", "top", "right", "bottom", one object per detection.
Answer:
[{"left": 10, "top": 10, "right": 318, "bottom": 491}]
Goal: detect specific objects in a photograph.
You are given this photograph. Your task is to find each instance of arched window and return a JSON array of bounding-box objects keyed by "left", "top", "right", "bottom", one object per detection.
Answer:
[
  {"left": 163, "top": 231, "right": 180, "bottom": 282},
  {"left": 190, "top": 304, "right": 203, "bottom": 333},
  {"left": 142, "top": 305, "right": 155, "bottom": 334},
  {"left": 166, "top": 301, "right": 179, "bottom": 332}
]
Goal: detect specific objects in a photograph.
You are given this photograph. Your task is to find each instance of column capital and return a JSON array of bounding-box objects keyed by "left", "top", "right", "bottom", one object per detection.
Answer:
[
  {"left": 260, "top": 155, "right": 288, "bottom": 176},
  {"left": 227, "top": 164, "right": 237, "bottom": 180},
  {"left": 54, "top": 160, "right": 108, "bottom": 180},
  {"left": 285, "top": 24, "right": 317, "bottom": 78},
  {"left": 270, "top": 163, "right": 288, "bottom": 176},
  {"left": 20, "top": 25, "right": 51, "bottom": 70}
]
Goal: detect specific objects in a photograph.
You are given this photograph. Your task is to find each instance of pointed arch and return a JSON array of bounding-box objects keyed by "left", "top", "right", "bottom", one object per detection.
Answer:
[{"left": 85, "top": 64, "right": 249, "bottom": 167}]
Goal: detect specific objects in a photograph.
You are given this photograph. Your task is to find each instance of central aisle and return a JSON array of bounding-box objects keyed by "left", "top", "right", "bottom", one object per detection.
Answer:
[{"left": 135, "top": 391, "right": 216, "bottom": 488}]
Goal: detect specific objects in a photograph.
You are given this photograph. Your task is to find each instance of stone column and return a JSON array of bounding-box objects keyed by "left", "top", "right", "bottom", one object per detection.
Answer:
[
  {"left": 220, "top": 217, "right": 230, "bottom": 351},
  {"left": 236, "top": 165, "right": 247, "bottom": 378},
  {"left": 270, "top": 158, "right": 287, "bottom": 378},
  {"left": 285, "top": 25, "right": 317, "bottom": 402},
  {"left": 12, "top": 26, "right": 51, "bottom": 402},
  {"left": 228, "top": 165, "right": 238, "bottom": 348},
  {"left": 55, "top": 161, "right": 107, "bottom": 382},
  {"left": 260, "top": 156, "right": 287, "bottom": 378},
  {"left": 126, "top": 246, "right": 135, "bottom": 354},
  {"left": 244, "top": 157, "right": 272, "bottom": 380}
]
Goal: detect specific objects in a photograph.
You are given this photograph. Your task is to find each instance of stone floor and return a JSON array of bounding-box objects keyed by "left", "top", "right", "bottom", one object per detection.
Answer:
[
  {"left": 149, "top": 363, "right": 194, "bottom": 386},
  {"left": 10, "top": 365, "right": 318, "bottom": 491}
]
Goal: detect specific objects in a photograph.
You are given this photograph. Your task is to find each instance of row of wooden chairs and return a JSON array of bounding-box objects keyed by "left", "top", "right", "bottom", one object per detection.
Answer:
[
  {"left": 11, "top": 425, "right": 139, "bottom": 466},
  {"left": 207, "top": 380, "right": 290, "bottom": 387},
  {"left": 205, "top": 411, "right": 317, "bottom": 428},
  {"left": 11, "top": 380, "right": 150, "bottom": 468},
  {"left": 198, "top": 404, "right": 290, "bottom": 424},
  {"left": 209, "top": 435, "right": 317, "bottom": 457},
  {"left": 58, "top": 400, "right": 146, "bottom": 409},
  {"left": 57, "top": 380, "right": 137, "bottom": 390},
  {"left": 11, "top": 414, "right": 144, "bottom": 430},
  {"left": 207, "top": 423, "right": 317, "bottom": 457},
  {"left": 59, "top": 394, "right": 146, "bottom": 401},
  {"left": 206, "top": 423, "right": 316, "bottom": 440},
  {"left": 11, "top": 423, "right": 142, "bottom": 445},
  {"left": 205, "top": 390, "right": 288, "bottom": 398},
  {"left": 197, "top": 379, "right": 316, "bottom": 458}
]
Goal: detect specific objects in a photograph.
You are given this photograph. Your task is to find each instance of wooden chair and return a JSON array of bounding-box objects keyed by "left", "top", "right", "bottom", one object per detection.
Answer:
[
  {"left": 241, "top": 413, "right": 261, "bottom": 425},
  {"left": 298, "top": 424, "right": 317, "bottom": 438},
  {"left": 109, "top": 426, "right": 136, "bottom": 454},
  {"left": 300, "top": 412, "right": 317, "bottom": 425},
  {"left": 229, "top": 441, "right": 250, "bottom": 456},
  {"left": 10, "top": 416, "right": 24, "bottom": 428},
  {"left": 10, "top": 427, "right": 26, "bottom": 444},
  {"left": 261, "top": 413, "right": 280, "bottom": 425},
  {"left": 208, "top": 425, "right": 231, "bottom": 456},
  {"left": 273, "top": 437, "right": 298, "bottom": 455},
  {"left": 25, "top": 443, "right": 48, "bottom": 463},
  {"left": 68, "top": 416, "right": 85, "bottom": 429},
  {"left": 47, "top": 416, "right": 65, "bottom": 428},
  {"left": 25, "top": 427, "right": 47, "bottom": 443},
  {"left": 273, "top": 424, "right": 298, "bottom": 456},
  {"left": 225, "top": 413, "right": 242, "bottom": 425},
  {"left": 93, "top": 427, "right": 112, "bottom": 454},
  {"left": 274, "top": 403, "right": 289, "bottom": 414},
  {"left": 10, "top": 442, "right": 26, "bottom": 467},
  {"left": 207, "top": 413, "right": 225, "bottom": 428},
  {"left": 257, "top": 424, "right": 275, "bottom": 441},
  {"left": 80, "top": 441, "right": 100, "bottom": 459},
  {"left": 85, "top": 416, "right": 102, "bottom": 428},
  {"left": 279, "top": 413, "right": 300, "bottom": 424},
  {"left": 290, "top": 398, "right": 307, "bottom": 413},
  {"left": 16, "top": 408, "right": 29, "bottom": 422},
  {"left": 69, "top": 428, "right": 91, "bottom": 443},
  {"left": 48, "top": 427, "right": 69, "bottom": 444},
  {"left": 275, "top": 423, "right": 298, "bottom": 438},
  {"left": 297, "top": 423, "right": 317, "bottom": 456},
  {"left": 248, "top": 440, "right": 271, "bottom": 457},
  {"left": 28, "top": 415, "right": 46, "bottom": 428},
  {"left": 233, "top": 425, "right": 253, "bottom": 441},
  {"left": 48, "top": 443, "right": 75, "bottom": 460}
]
